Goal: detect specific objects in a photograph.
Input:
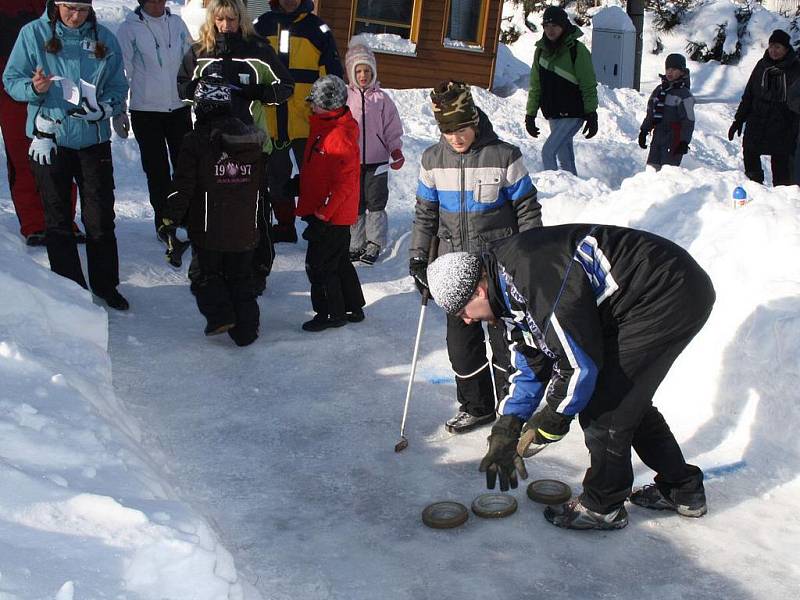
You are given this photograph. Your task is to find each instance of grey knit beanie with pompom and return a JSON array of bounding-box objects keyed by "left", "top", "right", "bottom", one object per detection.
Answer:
[{"left": 427, "top": 252, "right": 483, "bottom": 315}]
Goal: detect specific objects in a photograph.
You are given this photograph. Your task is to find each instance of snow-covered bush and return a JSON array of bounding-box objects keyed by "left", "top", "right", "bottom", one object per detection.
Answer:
[{"left": 648, "top": 0, "right": 695, "bottom": 31}]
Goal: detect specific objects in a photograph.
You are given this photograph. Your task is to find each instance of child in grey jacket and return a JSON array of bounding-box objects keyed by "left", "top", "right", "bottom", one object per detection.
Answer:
[{"left": 638, "top": 53, "right": 695, "bottom": 169}]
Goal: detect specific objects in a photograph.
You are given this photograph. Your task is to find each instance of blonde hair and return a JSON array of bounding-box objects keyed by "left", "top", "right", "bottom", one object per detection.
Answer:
[{"left": 198, "top": 0, "right": 256, "bottom": 54}]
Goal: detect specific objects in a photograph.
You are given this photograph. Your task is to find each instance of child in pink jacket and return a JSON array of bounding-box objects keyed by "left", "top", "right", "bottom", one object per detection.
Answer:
[{"left": 345, "top": 37, "right": 404, "bottom": 265}]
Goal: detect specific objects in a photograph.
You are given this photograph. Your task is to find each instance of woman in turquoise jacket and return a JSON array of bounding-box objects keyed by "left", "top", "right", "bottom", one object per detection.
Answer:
[{"left": 2, "top": 0, "right": 130, "bottom": 310}]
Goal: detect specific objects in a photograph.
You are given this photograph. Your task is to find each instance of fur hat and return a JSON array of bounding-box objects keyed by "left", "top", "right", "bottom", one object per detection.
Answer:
[
  {"left": 665, "top": 53, "right": 687, "bottom": 71},
  {"left": 427, "top": 252, "right": 483, "bottom": 315},
  {"left": 542, "top": 6, "right": 570, "bottom": 29},
  {"left": 768, "top": 29, "right": 791, "bottom": 50},
  {"left": 345, "top": 35, "right": 377, "bottom": 88},
  {"left": 430, "top": 81, "right": 479, "bottom": 133},
  {"left": 306, "top": 74, "right": 348, "bottom": 111}
]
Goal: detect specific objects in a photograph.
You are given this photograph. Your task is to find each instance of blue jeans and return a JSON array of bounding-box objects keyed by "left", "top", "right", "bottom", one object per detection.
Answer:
[{"left": 542, "top": 117, "right": 583, "bottom": 176}]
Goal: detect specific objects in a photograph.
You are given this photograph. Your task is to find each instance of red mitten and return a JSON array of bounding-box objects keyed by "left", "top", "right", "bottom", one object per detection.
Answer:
[{"left": 390, "top": 149, "right": 405, "bottom": 170}]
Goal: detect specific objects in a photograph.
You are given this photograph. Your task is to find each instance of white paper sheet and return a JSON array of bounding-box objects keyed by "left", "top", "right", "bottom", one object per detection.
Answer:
[
  {"left": 55, "top": 77, "right": 81, "bottom": 105},
  {"left": 79, "top": 80, "right": 97, "bottom": 110}
]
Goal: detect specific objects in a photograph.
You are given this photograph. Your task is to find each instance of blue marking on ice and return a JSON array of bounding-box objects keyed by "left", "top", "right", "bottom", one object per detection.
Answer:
[{"left": 704, "top": 460, "right": 747, "bottom": 480}]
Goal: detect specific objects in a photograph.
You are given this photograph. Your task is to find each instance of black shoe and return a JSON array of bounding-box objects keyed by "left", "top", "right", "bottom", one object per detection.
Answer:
[
  {"left": 25, "top": 231, "right": 46, "bottom": 247},
  {"left": 630, "top": 484, "right": 707, "bottom": 517},
  {"left": 544, "top": 500, "right": 628, "bottom": 530},
  {"left": 359, "top": 242, "right": 380, "bottom": 265},
  {"left": 301, "top": 315, "right": 347, "bottom": 332},
  {"left": 346, "top": 308, "right": 365, "bottom": 323},
  {"left": 157, "top": 227, "right": 170, "bottom": 245},
  {"left": 98, "top": 289, "right": 130, "bottom": 311},
  {"left": 444, "top": 411, "right": 495, "bottom": 434},
  {"left": 349, "top": 243, "right": 366, "bottom": 262},
  {"left": 205, "top": 322, "right": 236, "bottom": 336},
  {"left": 273, "top": 225, "right": 298, "bottom": 244}
]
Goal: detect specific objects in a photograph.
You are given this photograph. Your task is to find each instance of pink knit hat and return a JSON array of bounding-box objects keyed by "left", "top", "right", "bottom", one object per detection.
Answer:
[{"left": 345, "top": 35, "right": 377, "bottom": 87}]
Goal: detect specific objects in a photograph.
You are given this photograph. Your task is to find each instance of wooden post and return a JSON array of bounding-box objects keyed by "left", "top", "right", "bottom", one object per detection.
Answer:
[{"left": 626, "top": 0, "right": 644, "bottom": 91}]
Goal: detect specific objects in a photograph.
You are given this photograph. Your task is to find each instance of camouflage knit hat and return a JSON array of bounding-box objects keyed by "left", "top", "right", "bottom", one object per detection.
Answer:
[{"left": 430, "top": 81, "right": 479, "bottom": 133}]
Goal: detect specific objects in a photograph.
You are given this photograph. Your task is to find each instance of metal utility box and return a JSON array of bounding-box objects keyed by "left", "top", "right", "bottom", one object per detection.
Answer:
[{"left": 590, "top": 6, "right": 636, "bottom": 89}]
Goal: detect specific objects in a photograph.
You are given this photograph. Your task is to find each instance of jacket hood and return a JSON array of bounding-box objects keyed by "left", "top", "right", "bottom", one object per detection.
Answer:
[
  {"left": 126, "top": 5, "right": 173, "bottom": 24},
  {"left": 345, "top": 35, "right": 378, "bottom": 88},
  {"left": 269, "top": 0, "right": 313, "bottom": 17},
  {"left": 761, "top": 46, "right": 798, "bottom": 69},
  {"left": 309, "top": 106, "right": 357, "bottom": 133},
  {"left": 438, "top": 107, "right": 498, "bottom": 154},
  {"left": 536, "top": 24, "right": 582, "bottom": 53}
]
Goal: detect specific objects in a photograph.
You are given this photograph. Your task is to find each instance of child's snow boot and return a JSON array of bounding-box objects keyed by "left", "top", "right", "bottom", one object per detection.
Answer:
[
  {"left": 544, "top": 500, "right": 628, "bottom": 530},
  {"left": 630, "top": 483, "right": 707, "bottom": 517},
  {"left": 359, "top": 242, "right": 380, "bottom": 265}
]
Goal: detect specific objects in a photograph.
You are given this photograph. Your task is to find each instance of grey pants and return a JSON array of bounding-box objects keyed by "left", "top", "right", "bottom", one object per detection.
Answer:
[{"left": 350, "top": 163, "right": 389, "bottom": 251}]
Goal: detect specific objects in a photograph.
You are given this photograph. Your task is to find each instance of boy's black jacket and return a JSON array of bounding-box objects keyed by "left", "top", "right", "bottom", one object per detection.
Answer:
[{"left": 166, "top": 115, "right": 266, "bottom": 252}]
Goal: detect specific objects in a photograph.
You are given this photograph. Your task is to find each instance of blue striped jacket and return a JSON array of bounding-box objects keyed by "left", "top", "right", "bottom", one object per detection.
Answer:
[{"left": 409, "top": 109, "right": 541, "bottom": 261}]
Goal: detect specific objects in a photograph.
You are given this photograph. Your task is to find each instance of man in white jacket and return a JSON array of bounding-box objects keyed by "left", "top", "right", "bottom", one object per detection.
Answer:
[{"left": 116, "top": 0, "right": 193, "bottom": 236}]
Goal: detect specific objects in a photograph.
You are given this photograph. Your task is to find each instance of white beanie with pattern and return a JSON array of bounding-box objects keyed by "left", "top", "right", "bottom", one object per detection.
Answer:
[{"left": 427, "top": 252, "right": 483, "bottom": 315}]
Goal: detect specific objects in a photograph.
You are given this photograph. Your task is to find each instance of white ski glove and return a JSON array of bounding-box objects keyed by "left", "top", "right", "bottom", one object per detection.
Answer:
[
  {"left": 112, "top": 112, "right": 130, "bottom": 138},
  {"left": 29, "top": 114, "right": 58, "bottom": 165},
  {"left": 70, "top": 99, "right": 113, "bottom": 123}
]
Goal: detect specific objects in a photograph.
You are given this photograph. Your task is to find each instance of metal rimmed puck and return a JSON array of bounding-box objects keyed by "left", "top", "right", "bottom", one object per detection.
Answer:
[
  {"left": 421, "top": 501, "right": 469, "bottom": 529},
  {"left": 526, "top": 479, "right": 572, "bottom": 505},
  {"left": 471, "top": 493, "right": 518, "bottom": 519}
]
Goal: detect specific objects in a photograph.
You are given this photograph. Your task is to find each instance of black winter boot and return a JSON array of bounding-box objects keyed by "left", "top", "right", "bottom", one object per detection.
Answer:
[
  {"left": 301, "top": 314, "right": 347, "bottom": 332},
  {"left": 630, "top": 484, "right": 707, "bottom": 517},
  {"left": 445, "top": 411, "right": 495, "bottom": 434},
  {"left": 544, "top": 500, "right": 628, "bottom": 530}
]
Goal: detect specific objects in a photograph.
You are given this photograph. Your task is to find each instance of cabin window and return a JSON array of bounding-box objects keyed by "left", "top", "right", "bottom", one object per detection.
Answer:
[
  {"left": 444, "top": 0, "right": 488, "bottom": 48},
  {"left": 353, "top": 0, "right": 417, "bottom": 39}
]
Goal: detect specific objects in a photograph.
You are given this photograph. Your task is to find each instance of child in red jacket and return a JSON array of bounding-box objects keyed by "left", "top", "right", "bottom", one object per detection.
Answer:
[{"left": 296, "top": 75, "right": 365, "bottom": 332}]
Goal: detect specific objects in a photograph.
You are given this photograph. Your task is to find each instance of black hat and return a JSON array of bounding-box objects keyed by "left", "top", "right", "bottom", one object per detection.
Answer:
[
  {"left": 542, "top": 6, "right": 570, "bottom": 29},
  {"left": 427, "top": 252, "right": 483, "bottom": 315},
  {"left": 768, "top": 29, "right": 791, "bottom": 50},
  {"left": 665, "top": 53, "right": 687, "bottom": 71},
  {"left": 430, "top": 80, "right": 479, "bottom": 133},
  {"left": 194, "top": 75, "right": 232, "bottom": 120}
]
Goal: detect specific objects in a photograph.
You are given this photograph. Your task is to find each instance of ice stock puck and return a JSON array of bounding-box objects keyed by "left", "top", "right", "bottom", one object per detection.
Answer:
[
  {"left": 471, "top": 493, "right": 518, "bottom": 519},
  {"left": 526, "top": 479, "right": 572, "bottom": 505},
  {"left": 421, "top": 501, "right": 469, "bottom": 529}
]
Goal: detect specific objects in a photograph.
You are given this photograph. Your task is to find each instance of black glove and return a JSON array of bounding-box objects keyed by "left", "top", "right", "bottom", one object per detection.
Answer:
[
  {"left": 638, "top": 129, "right": 649, "bottom": 149},
  {"left": 525, "top": 404, "right": 573, "bottom": 445},
  {"left": 408, "top": 257, "right": 429, "bottom": 294},
  {"left": 674, "top": 140, "right": 690, "bottom": 155},
  {"left": 582, "top": 111, "right": 598, "bottom": 139},
  {"left": 479, "top": 415, "right": 528, "bottom": 492},
  {"left": 158, "top": 220, "right": 190, "bottom": 268},
  {"left": 727, "top": 120, "right": 743, "bottom": 141},
  {"left": 301, "top": 215, "right": 327, "bottom": 242},
  {"left": 524, "top": 114, "right": 540, "bottom": 138}
]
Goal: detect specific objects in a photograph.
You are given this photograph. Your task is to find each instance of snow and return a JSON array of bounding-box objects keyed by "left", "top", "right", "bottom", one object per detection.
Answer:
[
  {"left": 591, "top": 5, "right": 636, "bottom": 32},
  {"left": 1, "top": 1, "right": 799, "bottom": 599},
  {"left": 352, "top": 32, "right": 417, "bottom": 57}
]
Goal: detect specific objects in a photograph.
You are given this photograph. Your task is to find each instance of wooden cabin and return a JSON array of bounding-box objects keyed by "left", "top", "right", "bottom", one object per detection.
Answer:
[
  {"left": 243, "top": 1, "right": 504, "bottom": 90},
  {"left": 317, "top": 0, "right": 504, "bottom": 90}
]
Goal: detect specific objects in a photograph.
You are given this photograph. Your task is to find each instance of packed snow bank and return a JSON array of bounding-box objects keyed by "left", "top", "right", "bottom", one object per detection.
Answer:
[{"left": 0, "top": 231, "right": 248, "bottom": 599}]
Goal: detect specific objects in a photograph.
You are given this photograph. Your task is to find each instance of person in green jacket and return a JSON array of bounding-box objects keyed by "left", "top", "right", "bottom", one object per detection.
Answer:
[{"left": 525, "top": 6, "right": 598, "bottom": 176}]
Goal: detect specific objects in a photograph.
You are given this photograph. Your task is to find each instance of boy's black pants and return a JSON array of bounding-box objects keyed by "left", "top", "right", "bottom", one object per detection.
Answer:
[
  {"left": 446, "top": 315, "right": 511, "bottom": 417},
  {"left": 130, "top": 107, "right": 192, "bottom": 229},
  {"left": 578, "top": 266, "right": 716, "bottom": 514},
  {"left": 194, "top": 247, "right": 259, "bottom": 346},
  {"left": 30, "top": 142, "right": 119, "bottom": 295},
  {"left": 304, "top": 224, "right": 364, "bottom": 319}
]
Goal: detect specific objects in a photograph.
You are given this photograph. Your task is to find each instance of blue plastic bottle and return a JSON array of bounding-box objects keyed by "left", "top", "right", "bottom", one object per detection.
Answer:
[{"left": 732, "top": 186, "right": 747, "bottom": 208}]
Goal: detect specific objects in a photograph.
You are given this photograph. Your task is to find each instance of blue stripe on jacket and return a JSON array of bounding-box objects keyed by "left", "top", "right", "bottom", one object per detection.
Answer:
[
  {"left": 504, "top": 175, "right": 536, "bottom": 203},
  {"left": 554, "top": 328, "right": 599, "bottom": 416},
  {"left": 497, "top": 275, "right": 546, "bottom": 420}
]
